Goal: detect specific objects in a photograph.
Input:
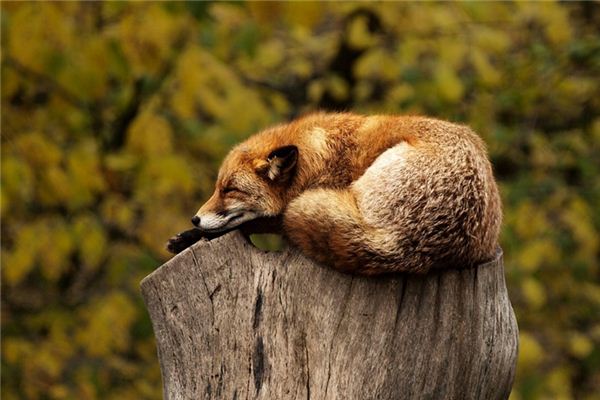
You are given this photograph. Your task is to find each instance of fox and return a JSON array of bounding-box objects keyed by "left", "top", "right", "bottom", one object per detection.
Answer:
[{"left": 167, "top": 112, "right": 502, "bottom": 275}]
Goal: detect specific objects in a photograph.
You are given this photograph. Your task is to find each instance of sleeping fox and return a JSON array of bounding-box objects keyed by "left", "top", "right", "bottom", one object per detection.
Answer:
[{"left": 167, "top": 112, "right": 501, "bottom": 274}]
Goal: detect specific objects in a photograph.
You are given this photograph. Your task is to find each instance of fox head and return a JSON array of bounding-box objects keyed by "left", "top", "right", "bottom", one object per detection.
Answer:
[{"left": 192, "top": 144, "right": 298, "bottom": 233}]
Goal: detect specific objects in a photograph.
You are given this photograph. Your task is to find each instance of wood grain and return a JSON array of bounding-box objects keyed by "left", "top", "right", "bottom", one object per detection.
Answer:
[{"left": 141, "top": 231, "right": 518, "bottom": 400}]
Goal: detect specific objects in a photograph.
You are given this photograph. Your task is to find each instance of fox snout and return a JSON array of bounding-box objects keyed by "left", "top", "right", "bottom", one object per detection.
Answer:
[{"left": 192, "top": 208, "right": 257, "bottom": 233}]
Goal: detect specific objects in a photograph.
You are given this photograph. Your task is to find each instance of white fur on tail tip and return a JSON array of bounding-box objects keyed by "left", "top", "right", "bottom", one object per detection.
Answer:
[{"left": 353, "top": 143, "right": 410, "bottom": 194}]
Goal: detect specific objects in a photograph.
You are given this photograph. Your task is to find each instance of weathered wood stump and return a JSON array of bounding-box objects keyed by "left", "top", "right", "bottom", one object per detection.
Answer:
[{"left": 141, "top": 231, "right": 518, "bottom": 400}]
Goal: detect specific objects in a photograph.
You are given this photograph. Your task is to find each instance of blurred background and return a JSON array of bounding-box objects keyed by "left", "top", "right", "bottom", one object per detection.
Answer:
[{"left": 1, "top": 2, "right": 599, "bottom": 399}]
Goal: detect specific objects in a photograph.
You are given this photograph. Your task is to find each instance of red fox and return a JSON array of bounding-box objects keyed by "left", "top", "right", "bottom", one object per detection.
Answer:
[{"left": 167, "top": 112, "right": 502, "bottom": 274}]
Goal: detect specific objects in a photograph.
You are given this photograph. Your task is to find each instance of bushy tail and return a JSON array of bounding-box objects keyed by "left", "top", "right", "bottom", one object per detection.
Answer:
[{"left": 282, "top": 188, "right": 416, "bottom": 274}]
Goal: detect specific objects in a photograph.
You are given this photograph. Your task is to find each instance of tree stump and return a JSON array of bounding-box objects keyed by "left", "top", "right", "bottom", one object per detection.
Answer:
[{"left": 141, "top": 231, "right": 518, "bottom": 400}]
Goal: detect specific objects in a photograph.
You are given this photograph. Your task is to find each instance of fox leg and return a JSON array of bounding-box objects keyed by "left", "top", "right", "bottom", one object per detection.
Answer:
[
  {"left": 167, "top": 228, "right": 234, "bottom": 254},
  {"left": 282, "top": 188, "right": 406, "bottom": 275},
  {"left": 167, "top": 217, "right": 283, "bottom": 254},
  {"left": 167, "top": 228, "right": 205, "bottom": 254}
]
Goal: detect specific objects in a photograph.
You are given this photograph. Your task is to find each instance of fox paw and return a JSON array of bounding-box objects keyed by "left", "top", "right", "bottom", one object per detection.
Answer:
[{"left": 166, "top": 228, "right": 204, "bottom": 254}]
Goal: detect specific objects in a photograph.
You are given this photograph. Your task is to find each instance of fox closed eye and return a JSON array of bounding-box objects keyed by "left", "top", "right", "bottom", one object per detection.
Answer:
[{"left": 222, "top": 187, "right": 246, "bottom": 195}]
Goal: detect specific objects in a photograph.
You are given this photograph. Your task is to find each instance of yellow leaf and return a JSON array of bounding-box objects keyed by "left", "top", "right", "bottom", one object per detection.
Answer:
[
  {"left": 117, "top": 4, "right": 187, "bottom": 76},
  {"left": 568, "top": 332, "right": 593, "bottom": 359},
  {"left": 7, "top": 3, "right": 74, "bottom": 70},
  {"left": 269, "top": 93, "right": 291, "bottom": 116},
  {"left": 435, "top": 64, "right": 464, "bottom": 103},
  {"left": 40, "top": 221, "right": 74, "bottom": 282},
  {"left": 40, "top": 166, "right": 72, "bottom": 206},
  {"left": 355, "top": 81, "right": 374, "bottom": 103},
  {"left": 307, "top": 80, "right": 325, "bottom": 102},
  {"left": 354, "top": 48, "right": 397, "bottom": 80},
  {"left": 438, "top": 40, "right": 466, "bottom": 69},
  {"left": 283, "top": 2, "right": 324, "bottom": 29},
  {"left": 73, "top": 215, "right": 107, "bottom": 271},
  {"left": 15, "top": 132, "right": 62, "bottom": 168},
  {"left": 472, "top": 50, "right": 502, "bottom": 87},
  {"left": 289, "top": 58, "right": 313, "bottom": 79},
  {"left": 2, "top": 225, "right": 40, "bottom": 286},
  {"left": 1, "top": 155, "right": 34, "bottom": 208},
  {"left": 104, "top": 153, "right": 139, "bottom": 172},
  {"left": 475, "top": 27, "right": 510, "bottom": 54},
  {"left": 522, "top": 278, "right": 547, "bottom": 309},
  {"left": 386, "top": 84, "right": 414, "bottom": 104},
  {"left": 347, "top": 15, "right": 378, "bottom": 50},
  {"left": 517, "top": 332, "right": 544, "bottom": 372},
  {"left": 49, "top": 385, "right": 69, "bottom": 399},
  {"left": 2, "top": 338, "right": 33, "bottom": 364},
  {"left": 31, "top": 346, "right": 64, "bottom": 379},
  {"left": 126, "top": 113, "right": 174, "bottom": 156},
  {"left": 508, "top": 390, "right": 522, "bottom": 400},
  {"left": 326, "top": 75, "right": 349, "bottom": 102},
  {"left": 542, "top": 5, "right": 572, "bottom": 45},
  {"left": 67, "top": 140, "right": 106, "bottom": 209},
  {"left": 248, "top": 2, "right": 282, "bottom": 27},
  {"left": 517, "top": 239, "right": 558, "bottom": 273},
  {"left": 170, "top": 90, "right": 196, "bottom": 120},
  {"left": 101, "top": 195, "right": 136, "bottom": 233},
  {"left": 256, "top": 40, "right": 285, "bottom": 69},
  {"left": 546, "top": 367, "right": 573, "bottom": 399},
  {"left": 76, "top": 292, "right": 138, "bottom": 357}
]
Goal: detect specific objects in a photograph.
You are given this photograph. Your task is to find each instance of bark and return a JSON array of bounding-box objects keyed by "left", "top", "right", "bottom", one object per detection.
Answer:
[{"left": 141, "top": 231, "right": 518, "bottom": 400}]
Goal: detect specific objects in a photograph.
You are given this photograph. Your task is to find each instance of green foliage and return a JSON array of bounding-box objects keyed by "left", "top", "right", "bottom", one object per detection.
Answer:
[{"left": 1, "top": 2, "right": 599, "bottom": 398}]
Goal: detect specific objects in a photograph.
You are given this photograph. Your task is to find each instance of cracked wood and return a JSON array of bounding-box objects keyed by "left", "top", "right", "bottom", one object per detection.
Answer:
[{"left": 140, "top": 231, "right": 518, "bottom": 400}]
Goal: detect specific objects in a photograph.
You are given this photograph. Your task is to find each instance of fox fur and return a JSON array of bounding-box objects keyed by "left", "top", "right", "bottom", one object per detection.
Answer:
[{"left": 167, "top": 112, "right": 502, "bottom": 275}]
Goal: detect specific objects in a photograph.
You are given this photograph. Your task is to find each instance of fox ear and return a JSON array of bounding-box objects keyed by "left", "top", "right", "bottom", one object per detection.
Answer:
[{"left": 261, "top": 145, "right": 298, "bottom": 182}]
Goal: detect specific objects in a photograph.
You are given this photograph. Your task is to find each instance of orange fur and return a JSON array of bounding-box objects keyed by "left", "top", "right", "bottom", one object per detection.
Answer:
[{"left": 174, "top": 112, "right": 502, "bottom": 275}]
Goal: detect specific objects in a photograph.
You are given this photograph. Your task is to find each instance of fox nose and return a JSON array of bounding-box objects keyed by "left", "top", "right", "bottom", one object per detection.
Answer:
[{"left": 191, "top": 215, "right": 200, "bottom": 227}]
